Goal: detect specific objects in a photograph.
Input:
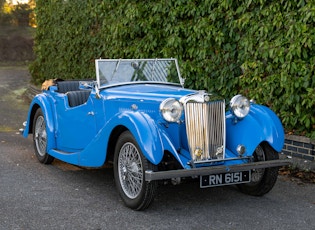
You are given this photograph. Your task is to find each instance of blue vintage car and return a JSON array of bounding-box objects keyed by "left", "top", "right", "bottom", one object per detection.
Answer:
[{"left": 22, "top": 58, "right": 289, "bottom": 210}]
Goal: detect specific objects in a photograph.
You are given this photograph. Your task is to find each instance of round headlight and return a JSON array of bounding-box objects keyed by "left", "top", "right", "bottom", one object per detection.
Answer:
[
  {"left": 230, "top": 95, "right": 250, "bottom": 118},
  {"left": 160, "top": 98, "right": 183, "bottom": 122}
]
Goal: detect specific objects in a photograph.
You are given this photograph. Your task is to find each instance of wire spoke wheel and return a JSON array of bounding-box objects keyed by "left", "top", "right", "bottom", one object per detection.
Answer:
[
  {"left": 118, "top": 142, "right": 143, "bottom": 199},
  {"left": 32, "top": 109, "right": 54, "bottom": 164},
  {"left": 237, "top": 142, "right": 279, "bottom": 196},
  {"left": 34, "top": 115, "right": 47, "bottom": 157},
  {"left": 114, "top": 131, "right": 157, "bottom": 210},
  {"left": 250, "top": 145, "right": 266, "bottom": 184}
]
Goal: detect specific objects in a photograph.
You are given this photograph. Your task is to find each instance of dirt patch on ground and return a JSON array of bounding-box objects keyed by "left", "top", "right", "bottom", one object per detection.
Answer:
[
  {"left": 279, "top": 166, "right": 315, "bottom": 184},
  {"left": 0, "top": 25, "right": 35, "bottom": 62},
  {"left": 0, "top": 36, "right": 34, "bottom": 61}
]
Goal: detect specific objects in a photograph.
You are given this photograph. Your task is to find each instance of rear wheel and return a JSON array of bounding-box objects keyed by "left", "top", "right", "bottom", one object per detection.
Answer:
[
  {"left": 32, "top": 108, "right": 54, "bottom": 164},
  {"left": 113, "top": 131, "right": 157, "bottom": 210},
  {"left": 237, "top": 143, "right": 279, "bottom": 196}
]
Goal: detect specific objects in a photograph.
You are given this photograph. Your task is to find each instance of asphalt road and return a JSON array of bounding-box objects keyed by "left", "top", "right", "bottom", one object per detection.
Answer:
[{"left": 0, "top": 65, "right": 314, "bottom": 230}]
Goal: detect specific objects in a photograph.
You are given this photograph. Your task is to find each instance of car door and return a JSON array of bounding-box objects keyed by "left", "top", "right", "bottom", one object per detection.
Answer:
[{"left": 55, "top": 94, "right": 97, "bottom": 152}]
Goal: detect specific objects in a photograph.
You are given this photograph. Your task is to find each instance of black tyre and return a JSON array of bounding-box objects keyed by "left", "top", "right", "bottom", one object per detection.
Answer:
[
  {"left": 113, "top": 131, "right": 158, "bottom": 210},
  {"left": 237, "top": 142, "right": 279, "bottom": 196},
  {"left": 32, "top": 108, "right": 54, "bottom": 164}
]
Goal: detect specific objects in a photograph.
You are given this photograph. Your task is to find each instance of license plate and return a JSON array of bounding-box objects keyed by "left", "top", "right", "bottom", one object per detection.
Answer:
[{"left": 200, "top": 171, "right": 251, "bottom": 188}]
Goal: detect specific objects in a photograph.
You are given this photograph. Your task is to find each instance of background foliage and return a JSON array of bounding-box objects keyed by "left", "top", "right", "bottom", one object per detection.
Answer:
[
  {"left": 0, "top": 1, "right": 35, "bottom": 62},
  {"left": 0, "top": 0, "right": 35, "bottom": 26},
  {"left": 30, "top": 0, "right": 315, "bottom": 138}
]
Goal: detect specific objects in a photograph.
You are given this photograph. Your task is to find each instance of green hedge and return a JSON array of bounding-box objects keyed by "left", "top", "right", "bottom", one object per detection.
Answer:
[{"left": 30, "top": 0, "right": 315, "bottom": 138}]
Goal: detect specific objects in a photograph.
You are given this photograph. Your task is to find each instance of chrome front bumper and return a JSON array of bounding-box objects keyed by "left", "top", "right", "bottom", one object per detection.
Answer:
[{"left": 145, "top": 159, "right": 291, "bottom": 182}]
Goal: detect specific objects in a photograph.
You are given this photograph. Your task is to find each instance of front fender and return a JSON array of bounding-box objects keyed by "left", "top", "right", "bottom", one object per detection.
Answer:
[
  {"left": 103, "top": 111, "right": 163, "bottom": 165},
  {"left": 226, "top": 104, "right": 284, "bottom": 156},
  {"left": 23, "top": 93, "right": 56, "bottom": 150}
]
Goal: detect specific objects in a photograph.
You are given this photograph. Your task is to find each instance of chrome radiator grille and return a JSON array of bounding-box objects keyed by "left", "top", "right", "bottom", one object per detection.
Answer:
[{"left": 184, "top": 100, "right": 226, "bottom": 162}]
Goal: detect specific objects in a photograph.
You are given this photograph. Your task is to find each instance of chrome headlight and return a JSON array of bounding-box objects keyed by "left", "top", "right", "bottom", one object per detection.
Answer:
[
  {"left": 160, "top": 98, "right": 183, "bottom": 122},
  {"left": 230, "top": 95, "right": 250, "bottom": 118}
]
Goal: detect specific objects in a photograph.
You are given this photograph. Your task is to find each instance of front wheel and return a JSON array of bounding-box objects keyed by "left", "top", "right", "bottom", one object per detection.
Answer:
[
  {"left": 32, "top": 108, "right": 54, "bottom": 164},
  {"left": 237, "top": 142, "right": 279, "bottom": 196},
  {"left": 113, "top": 131, "right": 158, "bottom": 210}
]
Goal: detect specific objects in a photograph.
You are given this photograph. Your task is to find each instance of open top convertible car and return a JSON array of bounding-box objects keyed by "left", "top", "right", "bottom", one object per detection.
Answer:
[{"left": 21, "top": 58, "right": 290, "bottom": 210}]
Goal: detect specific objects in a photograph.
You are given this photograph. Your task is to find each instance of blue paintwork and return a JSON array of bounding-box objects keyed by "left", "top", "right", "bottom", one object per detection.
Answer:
[
  {"left": 225, "top": 104, "right": 284, "bottom": 158},
  {"left": 23, "top": 81, "right": 284, "bottom": 168},
  {"left": 23, "top": 92, "right": 57, "bottom": 150}
]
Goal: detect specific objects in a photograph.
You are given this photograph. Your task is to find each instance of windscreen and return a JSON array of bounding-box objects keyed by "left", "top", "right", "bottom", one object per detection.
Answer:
[{"left": 96, "top": 59, "right": 183, "bottom": 87}]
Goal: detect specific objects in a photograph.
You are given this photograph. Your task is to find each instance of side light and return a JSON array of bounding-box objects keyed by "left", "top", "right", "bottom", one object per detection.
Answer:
[
  {"left": 230, "top": 95, "right": 250, "bottom": 119},
  {"left": 160, "top": 98, "right": 183, "bottom": 122},
  {"left": 237, "top": 144, "right": 246, "bottom": 156}
]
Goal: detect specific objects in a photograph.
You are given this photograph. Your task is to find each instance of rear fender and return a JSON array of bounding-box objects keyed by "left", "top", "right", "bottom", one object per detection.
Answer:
[
  {"left": 226, "top": 104, "right": 284, "bottom": 156},
  {"left": 23, "top": 94, "right": 57, "bottom": 150}
]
